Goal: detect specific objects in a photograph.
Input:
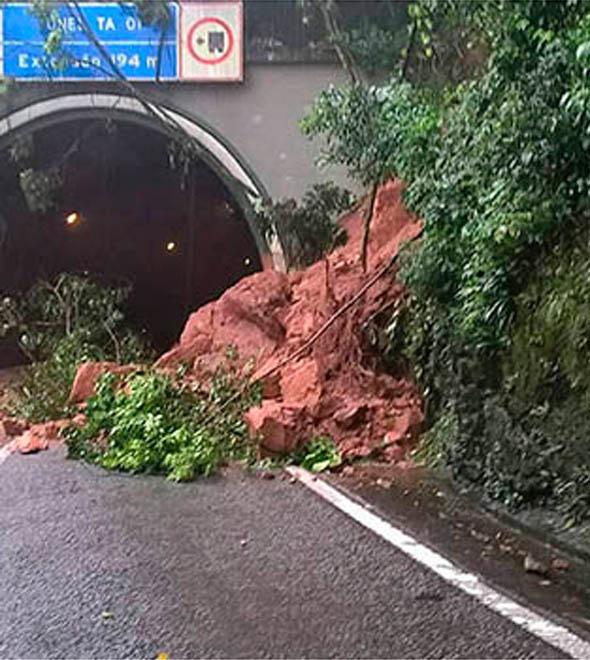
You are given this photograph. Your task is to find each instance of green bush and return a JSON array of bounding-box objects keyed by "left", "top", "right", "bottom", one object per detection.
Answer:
[
  {"left": 303, "top": 1, "right": 590, "bottom": 522},
  {"left": 303, "top": 1, "right": 590, "bottom": 348},
  {"left": 256, "top": 182, "right": 354, "bottom": 269},
  {"left": 506, "top": 224, "right": 590, "bottom": 406},
  {"left": 301, "top": 82, "right": 441, "bottom": 189},
  {"left": 65, "top": 365, "right": 347, "bottom": 482},
  {"left": 65, "top": 363, "right": 262, "bottom": 482},
  {"left": 388, "top": 242, "right": 590, "bottom": 520},
  {"left": 292, "top": 435, "right": 342, "bottom": 473},
  {"left": 1, "top": 273, "right": 152, "bottom": 421}
]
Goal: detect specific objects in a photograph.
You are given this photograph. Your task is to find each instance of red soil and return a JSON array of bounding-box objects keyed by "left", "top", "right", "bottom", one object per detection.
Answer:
[{"left": 154, "top": 179, "right": 424, "bottom": 461}]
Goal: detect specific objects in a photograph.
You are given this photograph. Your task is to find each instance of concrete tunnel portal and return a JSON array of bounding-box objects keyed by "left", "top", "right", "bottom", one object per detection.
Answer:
[{"left": 0, "top": 94, "right": 276, "bottom": 362}]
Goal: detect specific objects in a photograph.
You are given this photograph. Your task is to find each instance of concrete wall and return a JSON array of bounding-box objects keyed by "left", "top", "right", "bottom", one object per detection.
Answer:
[
  {"left": 0, "top": 63, "right": 356, "bottom": 202},
  {"left": 153, "top": 64, "right": 354, "bottom": 200}
]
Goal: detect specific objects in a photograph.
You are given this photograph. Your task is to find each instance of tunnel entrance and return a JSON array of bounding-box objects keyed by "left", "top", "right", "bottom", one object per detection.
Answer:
[{"left": 0, "top": 116, "right": 263, "bottom": 362}]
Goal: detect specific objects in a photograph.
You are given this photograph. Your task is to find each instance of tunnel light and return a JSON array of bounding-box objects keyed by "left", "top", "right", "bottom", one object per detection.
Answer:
[
  {"left": 65, "top": 212, "right": 81, "bottom": 226},
  {"left": 244, "top": 257, "right": 252, "bottom": 267},
  {"left": 166, "top": 241, "right": 177, "bottom": 253}
]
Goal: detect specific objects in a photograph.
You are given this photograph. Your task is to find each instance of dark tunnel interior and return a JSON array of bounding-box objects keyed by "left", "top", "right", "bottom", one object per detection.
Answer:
[{"left": 0, "top": 117, "right": 263, "bottom": 365}]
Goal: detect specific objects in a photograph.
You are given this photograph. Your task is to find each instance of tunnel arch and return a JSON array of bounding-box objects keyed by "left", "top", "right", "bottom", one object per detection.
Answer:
[
  {"left": 0, "top": 91, "right": 289, "bottom": 361},
  {"left": 0, "top": 90, "right": 286, "bottom": 270}
]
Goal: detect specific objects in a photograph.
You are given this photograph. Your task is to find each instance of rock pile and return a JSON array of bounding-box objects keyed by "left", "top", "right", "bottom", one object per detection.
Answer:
[
  {"left": 154, "top": 180, "right": 424, "bottom": 461},
  {"left": 5, "top": 180, "right": 425, "bottom": 465},
  {"left": 0, "top": 412, "right": 67, "bottom": 454}
]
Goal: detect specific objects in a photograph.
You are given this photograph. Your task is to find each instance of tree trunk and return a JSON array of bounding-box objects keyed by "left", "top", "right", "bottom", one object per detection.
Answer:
[
  {"left": 316, "top": 0, "right": 364, "bottom": 85},
  {"left": 360, "top": 183, "right": 378, "bottom": 273},
  {"left": 402, "top": 20, "right": 418, "bottom": 81}
]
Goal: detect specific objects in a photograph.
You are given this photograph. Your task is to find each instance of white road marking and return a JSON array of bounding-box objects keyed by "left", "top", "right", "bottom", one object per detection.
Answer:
[
  {"left": 287, "top": 465, "right": 590, "bottom": 659},
  {"left": 0, "top": 442, "right": 14, "bottom": 465}
]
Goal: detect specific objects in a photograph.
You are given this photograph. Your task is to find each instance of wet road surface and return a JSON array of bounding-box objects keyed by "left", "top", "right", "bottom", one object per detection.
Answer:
[
  {"left": 0, "top": 448, "right": 573, "bottom": 658},
  {"left": 332, "top": 464, "right": 590, "bottom": 640}
]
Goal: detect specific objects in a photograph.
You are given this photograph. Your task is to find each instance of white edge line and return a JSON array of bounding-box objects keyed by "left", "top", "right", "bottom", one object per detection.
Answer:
[
  {"left": 286, "top": 465, "right": 590, "bottom": 660},
  {"left": 0, "top": 442, "right": 14, "bottom": 465}
]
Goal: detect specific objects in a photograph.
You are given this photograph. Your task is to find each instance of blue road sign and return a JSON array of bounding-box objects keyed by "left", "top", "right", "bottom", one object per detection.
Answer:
[{"left": 2, "top": 2, "right": 178, "bottom": 80}]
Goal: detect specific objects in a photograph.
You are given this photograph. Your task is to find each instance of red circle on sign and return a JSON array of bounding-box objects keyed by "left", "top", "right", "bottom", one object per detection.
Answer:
[{"left": 187, "top": 17, "right": 234, "bottom": 65}]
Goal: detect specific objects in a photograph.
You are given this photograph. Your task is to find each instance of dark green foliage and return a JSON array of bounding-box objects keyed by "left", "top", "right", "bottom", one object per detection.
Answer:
[
  {"left": 338, "top": 7, "right": 408, "bottom": 76},
  {"left": 506, "top": 224, "right": 590, "bottom": 406},
  {"left": 304, "top": 0, "right": 590, "bottom": 521},
  {"left": 0, "top": 273, "right": 146, "bottom": 362},
  {"left": 1, "top": 273, "right": 152, "bottom": 421},
  {"left": 388, "top": 239, "right": 590, "bottom": 521},
  {"left": 340, "top": 23, "right": 405, "bottom": 76},
  {"left": 64, "top": 361, "right": 262, "bottom": 482},
  {"left": 256, "top": 182, "right": 354, "bottom": 269},
  {"left": 402, "top": 46, "right": 579, "bottom": 348},
  {"left": 301, "top": 83, "right": 441, "bottom": 188},
  {"left": 387, "top": 297, "right": 568, "bottom": 511},
  {"left": 304, "top": 0, "right": 590, "bottom": 348},
  {"left": 13, "top": 333, "right": 116, "bottom": 423},
  {"left": 65, "top": 368, "right": 343, "bottom": 481}
]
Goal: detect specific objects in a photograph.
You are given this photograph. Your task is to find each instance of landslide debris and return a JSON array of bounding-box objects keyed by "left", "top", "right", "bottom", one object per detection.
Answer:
[
  {"left": 2, "top": 180, "right": 423, "bottom": 466},
  {"left": 152, "top": 180, "right": 424, "bottom": 461}
]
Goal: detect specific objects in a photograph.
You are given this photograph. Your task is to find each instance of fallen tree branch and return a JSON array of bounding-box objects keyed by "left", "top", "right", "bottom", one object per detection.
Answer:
[
  {"left": 103, "top": 321, "right": 121, "bottom": 364},
  {"left": 65, "top": 2, "right": 256, "bottom": 197},
  {"left": 316, "top": 0, "right": 364, "bottom": 85},
  {"left": 257, "top": 252, "right": 403, "bottom": 382}
]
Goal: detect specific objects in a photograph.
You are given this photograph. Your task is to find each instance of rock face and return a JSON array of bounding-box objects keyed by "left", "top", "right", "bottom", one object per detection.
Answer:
[
  {"left": 244, "top": 402, "right": 308, "bottom": 455},
  {"left": 69, "top": 180, "right": 424, "bottom": 462},
  {"left": 155, "top": 270, "right": 291, "bottom": 377}
]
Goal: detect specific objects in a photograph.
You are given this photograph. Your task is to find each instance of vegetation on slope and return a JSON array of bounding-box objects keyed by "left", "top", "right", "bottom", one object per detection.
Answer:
[{"left": 303, "top": 0, "right": 590, "bottom": 522}]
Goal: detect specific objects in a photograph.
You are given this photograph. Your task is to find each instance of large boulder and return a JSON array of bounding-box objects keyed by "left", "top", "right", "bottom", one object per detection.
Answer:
[
  {"left": 156, "top": 270, "right": 291, "bottom": 372},
  {"left": 245, "top": 401, "right": 309, "bottom": 455},
  {"left": 279, "top": 357, "right": 323, "bottom": 413}
]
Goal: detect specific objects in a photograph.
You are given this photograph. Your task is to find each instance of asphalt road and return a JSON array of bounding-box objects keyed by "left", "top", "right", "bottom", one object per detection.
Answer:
[{"left": 0, "top": 448, "right": 567, "bottom": 659}]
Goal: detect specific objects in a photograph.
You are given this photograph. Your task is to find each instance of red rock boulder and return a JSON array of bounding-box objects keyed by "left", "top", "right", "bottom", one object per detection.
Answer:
[
  {"left": 156, "top": 270, "right": 291, "bottom": 373},
  {"left": 245, "top": 401, "right": 310, "bottom": 455},
  {"left": 69, "top": 362, "right": 137, "bottom": 405},
  {"left": 0, "top": 414, "right": 29, "bottom": 444}
]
